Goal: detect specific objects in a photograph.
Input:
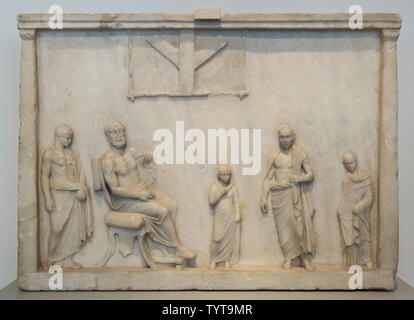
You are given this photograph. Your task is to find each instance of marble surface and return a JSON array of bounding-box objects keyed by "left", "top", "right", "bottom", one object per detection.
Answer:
[
  {"left": 2, "top": 277, "right": 413, "bottom": 300},
  {"left": 35, "top": 29, "right": 381, "bottom": 268},
  {"left": 17, "top": 12, "right": 401, "bottom": 290}
]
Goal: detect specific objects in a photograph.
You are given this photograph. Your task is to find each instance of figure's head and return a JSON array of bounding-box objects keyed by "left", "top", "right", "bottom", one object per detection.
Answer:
[
  {"left": 278, "top": 124, "right": 295, "bottom": 150},
  {"left": 217, "top": 164, "right": 232, "bottom": 185},
  {"left": 104, "top": 120, "right": 127, "bottom": 149},
  {"left": 55, "top": 125, "right": 73, "bottom": 148},
  {"left": 342, "top": 152, "right": 358, "bottom": 173}
]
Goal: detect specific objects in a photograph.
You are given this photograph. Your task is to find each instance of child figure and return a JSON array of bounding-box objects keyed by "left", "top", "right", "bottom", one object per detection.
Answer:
[{"left": 208, "top": 165, "right": 241, "bottom": 270}]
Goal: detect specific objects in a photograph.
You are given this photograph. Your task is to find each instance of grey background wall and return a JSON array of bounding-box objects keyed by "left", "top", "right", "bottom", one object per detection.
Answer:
[{"left": 1, "top": 0, "right": 413, "bottom": 289}]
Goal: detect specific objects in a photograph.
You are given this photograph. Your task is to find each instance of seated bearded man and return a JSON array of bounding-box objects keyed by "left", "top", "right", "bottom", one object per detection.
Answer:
[{"left": 100, "top": 120, "right": 196, "bottom": 260}]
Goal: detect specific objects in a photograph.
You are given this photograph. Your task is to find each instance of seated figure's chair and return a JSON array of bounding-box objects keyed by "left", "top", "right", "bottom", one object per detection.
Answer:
[{"left": 91, "top": 158, "right": 184, "bottom": 270}]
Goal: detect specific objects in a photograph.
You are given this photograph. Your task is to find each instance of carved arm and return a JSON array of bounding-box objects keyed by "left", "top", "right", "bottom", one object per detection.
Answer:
[
  {"left": 41, "top": 151, "right": 54, "bottom": 211},
  {"left": 101, "top": 158, "right": 149, "bottom": 199},
  {"left": 354, "top": 183, "right": 374, "bottom": 215},
  {"left": 209, "top": 183, "right": 226, "bottom": 207},
  {"left": 297, "top": 157, "right": 314, "bottom": 183}
]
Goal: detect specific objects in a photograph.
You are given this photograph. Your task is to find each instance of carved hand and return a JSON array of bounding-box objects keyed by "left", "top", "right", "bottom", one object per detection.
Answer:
[
  {"left": 352, "top": 204, "right": 363, "bottom": 215},
  {"left": 45, "top": 198, "right": 55, "bottom": 212},
  {"left": 223, "top": 184, "right": 233, "bottom": 194},
  {"left": 217, "top": 183, "right": 230, "bottom": 195},
  {"left": 289, "top": 175, "right": 299, "bottom": 185},
  {"left": 260, "top": 200, "right": 268, "bottom": 213},
  {"left": 77, "top": 186, "right": 87, "bottom": 201},
  {"left": 141, "top": 150, "right": 153, "bottom": 164},
  {"left": 235, "top": 213, "right": 241, "bottom": 223},
  {"left": 136, "top": 190, "right": 155, "bottom": 201}
]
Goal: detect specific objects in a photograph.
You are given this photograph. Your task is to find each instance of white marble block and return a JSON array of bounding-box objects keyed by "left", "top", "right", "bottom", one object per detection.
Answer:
[{"left": 17, "top": 11, "right": 401, "bottom": 290}]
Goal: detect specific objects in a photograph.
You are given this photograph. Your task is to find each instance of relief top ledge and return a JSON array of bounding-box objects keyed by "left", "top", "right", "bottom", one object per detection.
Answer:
[{"left": 17, "top": 12, "right": 402, "bottom": 31}]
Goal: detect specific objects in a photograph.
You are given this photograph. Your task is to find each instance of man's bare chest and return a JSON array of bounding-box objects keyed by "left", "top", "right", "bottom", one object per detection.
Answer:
[
  {"left": 51, "top": 150, "right": 76, "bottom": 168},
  {"left": 112, "top": 153, "right": 137, "bottom": 175},
  {"left": 274, "top": 152, "right": 293, "bottom": 170}
]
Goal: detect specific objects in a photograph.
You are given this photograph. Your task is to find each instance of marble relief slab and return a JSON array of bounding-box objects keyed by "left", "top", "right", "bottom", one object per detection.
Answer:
[{"left": 17, "top": 12, "right": 401, "bottom": 290}]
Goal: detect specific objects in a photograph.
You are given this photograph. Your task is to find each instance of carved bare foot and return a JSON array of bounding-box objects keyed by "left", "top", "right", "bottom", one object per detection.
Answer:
[
  {"left": 282, "top": 259, "right": 292, "bottom": 269},
  {"left": 41, "top": 261, "right": 51, "bottom": 271},
  {"left": 366, "top": 261, "right": 373, "bottom": 269},
  {"left": 209, "top": 262, "right": 216, "bottom": 270},
  {"left": 176, "top": 246, "right": 196, "bottom": 260},
  {"left": 224, "top": 261, "right": 231, "bottom": 269},
  {"left": 71, "top": 259, "right": 82, "bottom": 269},
  {"left": 303, "top": 258, "right": 315, "bottom": 272},
  {"left": 62, "top": 256, "right": 82, "bottom": 269}
]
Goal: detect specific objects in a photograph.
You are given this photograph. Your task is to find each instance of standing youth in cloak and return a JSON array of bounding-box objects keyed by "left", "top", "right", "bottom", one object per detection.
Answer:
[
  {"left": 41, "top": 125, "right": 94, "bottom": 269},
  {"left": 260, "top": 124, "right": 316, "bottom": 271}
]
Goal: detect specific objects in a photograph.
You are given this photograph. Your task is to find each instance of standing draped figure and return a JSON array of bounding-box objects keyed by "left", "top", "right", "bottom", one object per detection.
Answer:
[
  {"left": 261, "top": 124, "right": 316, "bottom": 271},
  {"left": 337, "top": 152, "right": 374, "bottom": 267},
  {"left": 208, "top": 165, "right": 241, "bottom": 269},
  {"left": 41, "top": 125, "right": 94, "bottom": 269}
]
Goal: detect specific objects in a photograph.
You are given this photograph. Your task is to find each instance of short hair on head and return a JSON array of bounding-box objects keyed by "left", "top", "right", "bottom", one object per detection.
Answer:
[
  {"left": 217, "top": 164, "right": 232, "bottom": 175},
  {"left": 104, "top": 119, "right": 125, "bottom": 137},
  {"left": 342, "top": 151, "right": 357, "bottom": 163},
  {"left": 55, "top": 125, "right": 73, "bottom": 137},
  {"left": 278, "top": 124, "right": 295, "bottom": 139}
]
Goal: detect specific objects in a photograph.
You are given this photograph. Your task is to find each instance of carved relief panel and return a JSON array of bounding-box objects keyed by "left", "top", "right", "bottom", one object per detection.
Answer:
[
  {"left": 128, "top": 30, "right": 247, "bottom": 99},
  {"left": 17, "top": 11, "right": 401, "bottom": 290}
]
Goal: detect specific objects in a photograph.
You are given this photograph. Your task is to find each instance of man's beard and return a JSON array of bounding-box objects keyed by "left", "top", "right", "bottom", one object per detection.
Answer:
[
  {"left": 111, "top": 139, "right": 126, "bottom": 149},
  {"left": 280, "top": 143, "right": 293, "bottom": 149}
]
